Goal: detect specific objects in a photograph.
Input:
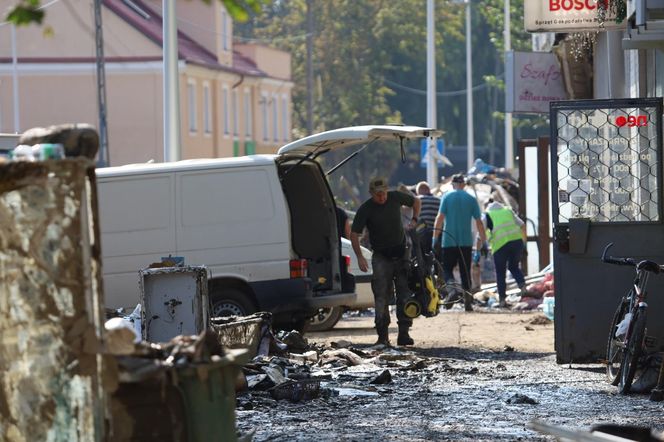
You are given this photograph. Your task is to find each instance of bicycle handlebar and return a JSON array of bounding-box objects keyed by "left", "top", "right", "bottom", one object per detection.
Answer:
[
  {"left": 600, "top": 242, "right": 664, "bottom": 273},
  {"left": 601, "top": 243, "right": 636, "bottom": 267}
]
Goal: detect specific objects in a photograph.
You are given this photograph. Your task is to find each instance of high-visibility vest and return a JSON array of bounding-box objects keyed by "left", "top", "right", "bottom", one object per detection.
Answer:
[{"left": 486, "top": 207, "right": 522, "bottom": 253}]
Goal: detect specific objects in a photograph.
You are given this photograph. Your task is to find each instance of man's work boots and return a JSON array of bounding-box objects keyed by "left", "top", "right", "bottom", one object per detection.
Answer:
[
  {"left": 464, "top": 293, "right": 474, "bottom": 312},
  {"left": 375, "top": 327, "right": 391, "bottom": 347},
  {"left": 397, "top": 326, "right": 414, "bottom": 346}
]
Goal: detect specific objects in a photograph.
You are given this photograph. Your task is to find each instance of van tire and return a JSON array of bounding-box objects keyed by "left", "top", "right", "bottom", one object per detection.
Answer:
[
  {"left": 209, "top": 288, "right": 256, "bottom": 318},
  {"left": 307, "top": 307, "right": 344, "bottom": 332}
]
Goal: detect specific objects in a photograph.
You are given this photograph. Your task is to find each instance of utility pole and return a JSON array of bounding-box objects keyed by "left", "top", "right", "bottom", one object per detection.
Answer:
[
  {"left": 426, "top": 0, "right": 438, "bottom": 187},
  {"left": 465, "top": 0, "right": 474, "bottom": 171},
  {"left": 94, "top": 0, "right": 109, "bottom": 167},
  {"left": 11, "top": 25, "right": 19, "bottom": 133},
  {"left": 163, "top": 0, "right": 181, "bottom": 162},
  {"left": 306, "top": 0, "right": 313, "bottom": 135},
  {"left": 504, "top": 0, "right": 513, "bottom": 170}
]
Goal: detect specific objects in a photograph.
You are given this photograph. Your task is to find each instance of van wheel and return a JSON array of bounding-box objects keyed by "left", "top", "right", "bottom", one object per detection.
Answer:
[
  {"left": 307, "top": 307, "right": 344, "bottom": 332},
  {"left": 209, "top": 288, "right": 256, "bottom": 318}
]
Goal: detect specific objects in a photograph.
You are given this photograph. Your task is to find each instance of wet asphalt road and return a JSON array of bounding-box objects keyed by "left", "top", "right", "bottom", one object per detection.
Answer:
[{"left": 236, "top": 324, "right": 664, "bottom": 441}]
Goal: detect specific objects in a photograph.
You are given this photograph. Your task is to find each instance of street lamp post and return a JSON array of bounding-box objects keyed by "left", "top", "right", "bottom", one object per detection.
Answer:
[
  {"left": 465, "top": 0, "right": 474, "bottom": 171},
  {"left": 426, "top": 0, "right": 438, "bottom": 187},
  {"left": 452, "top": 0, "right": 474, "bottom": 172},
  {"left": 504, "top": 0, "right": 513, "bottom": 170}
]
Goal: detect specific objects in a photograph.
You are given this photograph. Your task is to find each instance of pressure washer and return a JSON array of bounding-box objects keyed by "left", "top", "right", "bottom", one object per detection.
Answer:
[{"left": 404, "top": 224, "right": 441, "bottom": 319}]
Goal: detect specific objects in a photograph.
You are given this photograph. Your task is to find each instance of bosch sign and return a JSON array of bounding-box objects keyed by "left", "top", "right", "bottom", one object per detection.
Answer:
[
  {"left": 525, "top": 0, "right": 625, "bottom": 32},
  {"left": 549, "top": 0, "right": 601, "bottom": 11}
]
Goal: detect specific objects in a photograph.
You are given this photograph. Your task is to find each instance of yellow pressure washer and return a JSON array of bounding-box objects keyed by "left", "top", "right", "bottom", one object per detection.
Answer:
[{"left": 404, "top": 224, "right": 440, "bottom": 319}]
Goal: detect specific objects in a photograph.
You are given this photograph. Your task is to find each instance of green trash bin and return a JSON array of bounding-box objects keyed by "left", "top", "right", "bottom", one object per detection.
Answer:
[{"left": 176, "top": 348, "right": 249, "bottom": 442}]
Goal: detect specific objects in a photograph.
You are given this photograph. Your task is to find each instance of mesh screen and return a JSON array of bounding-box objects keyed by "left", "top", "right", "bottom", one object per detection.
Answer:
[{"left": 554, "top": 106, "right": 660, "bottom": 223}]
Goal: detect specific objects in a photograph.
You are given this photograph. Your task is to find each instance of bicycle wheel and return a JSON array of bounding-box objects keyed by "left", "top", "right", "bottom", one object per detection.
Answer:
[
  {"left": 439, "top": 280, "right": 467, "bottom": 309},
  {"left": 606, "top": 297, "right": 629, "bottom": 386},
  {"left": 619, "top": 306, "right": 647, "bottom": 394}
]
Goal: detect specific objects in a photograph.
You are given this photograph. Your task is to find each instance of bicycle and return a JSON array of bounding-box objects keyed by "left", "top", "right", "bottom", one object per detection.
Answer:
[{"left": 601, "top": 242, "right": 663, "bottom": 394}]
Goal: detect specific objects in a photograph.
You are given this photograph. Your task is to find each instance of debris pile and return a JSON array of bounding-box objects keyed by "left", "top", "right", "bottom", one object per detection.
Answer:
[
  {"left": 236, "top": 330, "right": 431, "bottom": 409},
  {"left": 472, "top": 269, "right": 555, "bottom": 314}
]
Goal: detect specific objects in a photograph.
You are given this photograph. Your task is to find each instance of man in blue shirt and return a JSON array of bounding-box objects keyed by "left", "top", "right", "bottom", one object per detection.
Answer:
[{"left": 431, "top": 174, "right": 487, "bottom": 311}]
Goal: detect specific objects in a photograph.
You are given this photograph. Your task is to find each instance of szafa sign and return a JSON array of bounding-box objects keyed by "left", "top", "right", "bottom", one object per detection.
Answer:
[
  {"left": 525, "top": 0, "right": 626, "bottom": 32},
  {"left": 505, "top": 51, "right": 567, "bottom": 114}
]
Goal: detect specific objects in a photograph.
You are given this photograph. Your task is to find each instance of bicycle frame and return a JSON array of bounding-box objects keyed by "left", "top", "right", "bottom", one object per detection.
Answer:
[
  {"left": 602, "top": 242, "right": 662, "bottom": 393},
  {"left": 619, "top": 271, "right": 648, "bottom": 349}
]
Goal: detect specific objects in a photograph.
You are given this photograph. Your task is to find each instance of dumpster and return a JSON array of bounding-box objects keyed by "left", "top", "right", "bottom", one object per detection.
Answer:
[{"left": 110, "top": 331, "right": 249, "bottom": 441}]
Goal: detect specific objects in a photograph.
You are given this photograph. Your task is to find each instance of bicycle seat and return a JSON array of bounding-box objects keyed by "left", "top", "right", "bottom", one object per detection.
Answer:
[{"left": 637, "top": 260, "right": 660, "bottom": 274}]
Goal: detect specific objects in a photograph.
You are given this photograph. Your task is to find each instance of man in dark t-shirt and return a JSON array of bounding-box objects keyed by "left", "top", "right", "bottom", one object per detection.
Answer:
[{"left": 351, "top": 177, "right": 421, "bottom": 346}]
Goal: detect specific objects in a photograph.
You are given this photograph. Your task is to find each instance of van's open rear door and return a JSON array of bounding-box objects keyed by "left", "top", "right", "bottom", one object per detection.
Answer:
[{"left": 277, "top": 125, "right": 443, "bottom": 157}]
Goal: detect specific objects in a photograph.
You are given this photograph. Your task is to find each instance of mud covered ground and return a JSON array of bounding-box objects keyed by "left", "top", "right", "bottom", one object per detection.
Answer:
[{"left": 236, "top": 310, "right": 664, "bottom": 441}]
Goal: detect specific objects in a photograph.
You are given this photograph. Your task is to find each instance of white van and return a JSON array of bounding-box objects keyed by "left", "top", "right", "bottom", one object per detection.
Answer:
[{"left": 96, "top": 125, "right": 439, "bottom": 329}]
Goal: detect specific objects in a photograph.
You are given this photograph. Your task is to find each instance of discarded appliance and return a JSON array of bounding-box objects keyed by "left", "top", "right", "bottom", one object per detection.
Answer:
[{"left": 139, "top": 265, "right": 209, "bottom": 342}]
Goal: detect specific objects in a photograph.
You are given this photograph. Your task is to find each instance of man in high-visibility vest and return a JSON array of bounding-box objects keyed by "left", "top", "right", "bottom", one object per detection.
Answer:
[{"left": 482, "top": 199, "right": 527, "bottom": 308}]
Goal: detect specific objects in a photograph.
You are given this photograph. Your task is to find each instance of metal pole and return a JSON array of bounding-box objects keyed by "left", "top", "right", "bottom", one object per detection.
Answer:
[
  {"left": 305, "top": 0, "right": 314, "bottom": 135},
  {"left": 426, "top": 0, "right": 438, "bottom": 187},
  {"left": 465, "top": 0, "right": 474, "bottom": 171},
  {"left": 163, "top": 0, "right": 181, "bottom": 162},
  {"left": 504, "top": 0, "right": 513, "bottom": 170},
  {"left": 11, "top": 25, "right": 20, "bottom": 133},
  {"left": 94, "top": 0, "right": 109, "bottom": 167}
]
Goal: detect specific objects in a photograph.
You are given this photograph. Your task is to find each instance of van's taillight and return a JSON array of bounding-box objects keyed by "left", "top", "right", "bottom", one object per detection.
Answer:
[
  {"left": 343, "top": 255, "right": 351, "bottom": 269},
  {"left": 290, "top": 259, "right": 308, "bottom": 278}
]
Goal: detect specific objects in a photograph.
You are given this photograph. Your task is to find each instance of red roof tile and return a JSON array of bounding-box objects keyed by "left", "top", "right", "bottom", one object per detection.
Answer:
[{"left": 103, "top": 0, "right": 266, "bottom": 77}]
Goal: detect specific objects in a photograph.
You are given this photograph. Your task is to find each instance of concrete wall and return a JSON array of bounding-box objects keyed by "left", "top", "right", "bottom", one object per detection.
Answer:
[{"left": 0, "top": 159, "right": 106, "bottom": 440}]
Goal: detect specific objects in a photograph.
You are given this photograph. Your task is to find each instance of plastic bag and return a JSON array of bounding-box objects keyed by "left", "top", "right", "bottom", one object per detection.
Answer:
[{"left": 616, "top": 312, "right": 632, "bottom": 339}]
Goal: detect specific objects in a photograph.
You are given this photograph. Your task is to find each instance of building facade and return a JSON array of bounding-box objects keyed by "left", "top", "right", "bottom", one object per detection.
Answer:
[{"left": 0, "top": 0, "right": 293, "bottom": 165}]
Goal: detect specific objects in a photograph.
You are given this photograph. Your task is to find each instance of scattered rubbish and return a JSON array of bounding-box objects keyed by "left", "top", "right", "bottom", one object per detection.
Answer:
[
  {"left": 616, "top": 312, "right": 632, "bottom": 338},
  {"left": 369, "top": 370, "right": 392, "bottom": 384},
  {"left": 333, "top": 387, "right": 380, "bottom": 397},
  {"left": 278, "top": 330, "right": 309, "bottom": 353},
  {"left": 507, "top": 393, "right": 538, "bottom": 405},
  {"left": 261, "top": 364, "right": 289, "bottom": 387},
  {"left": 650, "top": 356, "right": 664, "bottom": 402},
  {"left": 529, "top": 420, "right": 664, "bottom": 441},
  {"left": 10, "top": 143, "right": 65, "bottom": 161},
  {"left": 529, "top": 315, "right": 551, "bottom": 325},
  {"left": 631, "top": 353, "right": 664, "bottom": 394},
  {"left": 104, "top": 317, "right": 138, "bottom": 355},
  {"left": 542, "top": 297, "right": 555, "bottom": 321},
  {"left": 331, "top": 339, "right": 353, "bottom": 348},
  {"left": 19, "top": 123, "right": 100, "bottom": 159},
  {"left": 321, "top": 348, "right": 365, "bottom": 366},
  {"left": 289, "top": 351, "right": 319, "bottom": 363},
  {"left": 269, "top": 379, "right": 321, "bottom": 402},
  {"left": 211, "top": 312, "right": 273, "bottom": 359}
]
